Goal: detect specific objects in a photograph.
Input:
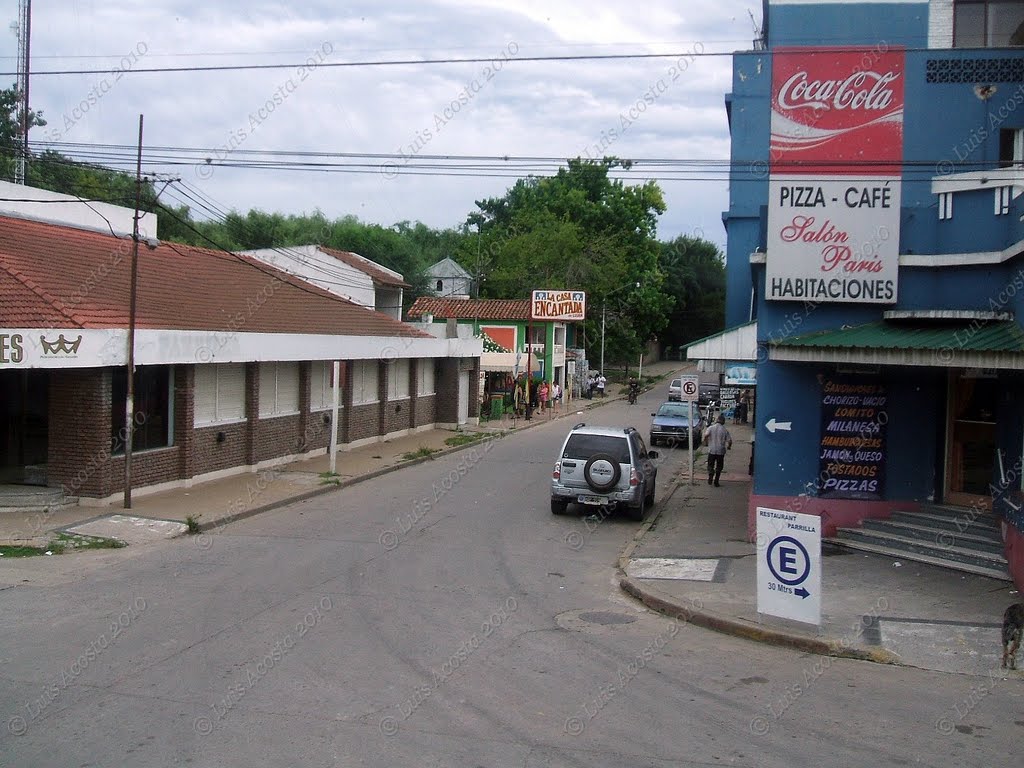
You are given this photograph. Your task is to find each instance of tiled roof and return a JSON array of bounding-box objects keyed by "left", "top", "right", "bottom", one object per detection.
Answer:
[
  {"left": 407, "top": 297, "right": 531, "bottom": 321},
  {"left": 0, "top": 216, "right": 431, "bottom": 339},
  {"left": 319, "top": 246, "right": 409, "bottom": 288}
]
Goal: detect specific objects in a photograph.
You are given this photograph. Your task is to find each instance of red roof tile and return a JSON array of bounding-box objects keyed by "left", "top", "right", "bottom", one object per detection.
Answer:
[
  {"left": 319, "top": 246, "right": 410, "bottom": 289},
  {"left": 0, "top": 216, "right": 431, "bottom": 339},
  {"left": 406, "top": 297, "right": 532, "bottom": 321}
]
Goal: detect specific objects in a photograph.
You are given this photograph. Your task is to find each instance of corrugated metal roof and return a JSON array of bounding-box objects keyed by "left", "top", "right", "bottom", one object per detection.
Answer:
[{"left": 771, "top": 320, "right": 1024, "bottom": 353}]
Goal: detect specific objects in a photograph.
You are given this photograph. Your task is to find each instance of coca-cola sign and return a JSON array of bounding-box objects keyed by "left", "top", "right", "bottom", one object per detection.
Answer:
[
  {"left": 766, "top": 48, "right": 904, "bottom": 305},
  {"left": 771, "top": 48, "right": 904, "bottom": 176}
]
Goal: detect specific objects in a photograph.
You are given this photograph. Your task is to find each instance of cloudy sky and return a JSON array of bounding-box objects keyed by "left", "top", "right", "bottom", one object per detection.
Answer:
[{"left": 2, "top": 0, "right": 763, "bottom": 250}]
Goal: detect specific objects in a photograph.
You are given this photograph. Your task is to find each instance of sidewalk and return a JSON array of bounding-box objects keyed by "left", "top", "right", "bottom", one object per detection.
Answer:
[
  {"left": 0, "top": 360, "right": 688, "bottom": 548},
  {"left": 620, "top": 422, "right": 1023, "bottom": 677}
]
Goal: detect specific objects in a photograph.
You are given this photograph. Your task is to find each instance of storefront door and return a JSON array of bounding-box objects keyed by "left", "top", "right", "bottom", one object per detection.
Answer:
[
  {"left": 945, "top": 371, "right": 997, "bottom": 510},
  {"left": 0, "top": 371, "right": 49, "bottom": 485}
]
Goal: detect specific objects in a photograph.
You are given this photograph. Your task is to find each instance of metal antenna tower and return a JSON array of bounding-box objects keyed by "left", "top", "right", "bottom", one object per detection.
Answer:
[{"left": 13, "top": 0, "right": 31, "bottom": 184}]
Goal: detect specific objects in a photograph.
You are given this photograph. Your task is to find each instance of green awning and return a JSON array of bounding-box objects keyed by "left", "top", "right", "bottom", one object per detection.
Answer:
[{"left": 769, "top": 320, "right": 1024, "bottom": 369}]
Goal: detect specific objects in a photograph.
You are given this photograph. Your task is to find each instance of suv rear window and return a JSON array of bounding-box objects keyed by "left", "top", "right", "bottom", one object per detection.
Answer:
[{"left": 562, "top": 434, "right": 631, "bottom": 464}]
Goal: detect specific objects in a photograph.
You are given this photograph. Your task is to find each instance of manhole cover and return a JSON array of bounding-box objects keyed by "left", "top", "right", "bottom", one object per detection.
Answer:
[{"left": 578, "top": 611, "right": 637, "bottom": 625}]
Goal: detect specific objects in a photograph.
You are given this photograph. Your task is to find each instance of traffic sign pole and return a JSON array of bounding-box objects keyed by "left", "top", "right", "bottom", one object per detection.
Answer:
[{"left": 679, "top": 374, "right": 700, "bottom": 485}]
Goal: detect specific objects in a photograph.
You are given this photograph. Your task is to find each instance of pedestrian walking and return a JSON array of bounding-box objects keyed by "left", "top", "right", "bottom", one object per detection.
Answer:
[
  {"left": 703, "top": 414, "right": 733, "bottom": 487},
  {"left": 596, "top": 374, "right": 607, "bottom": 398},
  {"left": 552, "top": 382, "right": 562, "bottom": 411},
  {"left": 538, "top": 381, "right": 549, "bottom": 413}
]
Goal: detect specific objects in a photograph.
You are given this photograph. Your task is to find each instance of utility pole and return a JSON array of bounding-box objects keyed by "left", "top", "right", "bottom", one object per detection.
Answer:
[{"left": 124, "top": 115, "right": 144, "bottom": 509}]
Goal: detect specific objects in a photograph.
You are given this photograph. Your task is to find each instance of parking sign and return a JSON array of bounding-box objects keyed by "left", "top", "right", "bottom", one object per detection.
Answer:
[{"left": 756, "top": 507, "right": 821, "bottom": 626}]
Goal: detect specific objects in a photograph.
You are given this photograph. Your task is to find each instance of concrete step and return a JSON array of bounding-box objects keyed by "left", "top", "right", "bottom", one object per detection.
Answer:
[
  {"left": 0, "top": 486, "right": 76, "bottom": 514},
  {"left": 823, "top": 536, "right": 1007, "bottom": 581},
  {"left": 832, "top": 528, "right": 1010, "bottom": 578},
  {"left": 861, "top": 519, "right": 1004, "bottom": 555},
  {"left": 889, "top": 510, "right": 1002, "bottom": 540}
]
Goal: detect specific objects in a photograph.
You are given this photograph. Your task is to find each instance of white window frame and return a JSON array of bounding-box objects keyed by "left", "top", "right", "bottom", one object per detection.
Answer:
[
  {"left": 938, "top": 192, "right": 954, "bottom": 221},
  {"left": 996, "top": 186, "right": 1012, "bottom": 216},
  {"left": 418, "top": 359, "right": 436, "bottom": 396},
  {"left": 352, "top": 360, "right": 379, "bottom": 405},
  {"left": 194, "top": 363, "right": 247, "bottom": 427},
  {"left": 388, "top": 359, "right": 410, "bottom": 401},
  {"left": 259, "top": 362, "right": 301, "bottom": 418},
  {"left": 310, "top": 361, "right": 341, "bottom": 412}
]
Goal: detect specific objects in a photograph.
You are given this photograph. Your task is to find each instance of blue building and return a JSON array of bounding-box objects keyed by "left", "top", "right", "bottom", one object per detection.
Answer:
[{"left": 700, "top": 0, "right": 1024, "bottom": 585}]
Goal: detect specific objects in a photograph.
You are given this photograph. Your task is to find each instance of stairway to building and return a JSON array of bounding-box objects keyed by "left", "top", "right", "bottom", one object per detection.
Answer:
[
  {"left": 827, "top": 503, "right": 1011, "bottom": 581},
  {"left": 0, "top": 484, "right": 77, "bottom": 515}
]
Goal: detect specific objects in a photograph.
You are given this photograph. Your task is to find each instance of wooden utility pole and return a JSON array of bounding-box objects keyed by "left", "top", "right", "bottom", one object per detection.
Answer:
[{"left": 124, "top": 115, "right": 144, "bottom": 509}]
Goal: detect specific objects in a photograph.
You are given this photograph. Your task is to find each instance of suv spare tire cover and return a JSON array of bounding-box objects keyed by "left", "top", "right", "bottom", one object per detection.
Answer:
[{"left": 584, "top": 453, "right": 621, "bottom": 492}]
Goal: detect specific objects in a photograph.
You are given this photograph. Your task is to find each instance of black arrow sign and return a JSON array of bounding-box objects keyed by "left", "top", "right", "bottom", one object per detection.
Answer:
[{"left": 795, "top": 587, "right": 810, "bottom": 599}]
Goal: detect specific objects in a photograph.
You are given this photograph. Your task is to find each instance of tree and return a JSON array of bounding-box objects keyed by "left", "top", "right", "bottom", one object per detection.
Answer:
[
  {"left": 0, "top": 84, "right": 46, "bottom": 182},
  {"left": 658, "top": 235, "right": 726, "bottom": 351},
  {"left": 467, "top": 157, "right": 672, "bottom": 364}
]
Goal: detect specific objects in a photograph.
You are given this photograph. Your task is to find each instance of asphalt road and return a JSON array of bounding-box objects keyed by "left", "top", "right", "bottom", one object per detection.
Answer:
[{"left": 1, "top": 389, "right": 1021, "bottom": 767}]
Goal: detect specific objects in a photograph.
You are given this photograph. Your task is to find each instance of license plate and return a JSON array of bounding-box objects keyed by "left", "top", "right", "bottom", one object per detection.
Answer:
[{"left": 578, "top": 495, "right": 606, "bottom": 505}]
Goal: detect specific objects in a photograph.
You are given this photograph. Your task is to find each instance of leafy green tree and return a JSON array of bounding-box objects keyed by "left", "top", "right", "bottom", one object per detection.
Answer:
[
  {"left": 0, "top": 84, "right": 46, "bottom": 182},
  {"left": 467, "top": 157, "right": 672, "bottom": 364},
  {"left": 658, "top": 235, "right": 726, "bottom": 352}
]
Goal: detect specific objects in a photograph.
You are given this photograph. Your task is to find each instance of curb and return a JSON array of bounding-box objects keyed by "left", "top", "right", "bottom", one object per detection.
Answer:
[
  {"left": 619, "top": 576, "right": 899, "bottom": 664},
  {"left": 616, "top": 462, "right": 900, "bottom": 665}
]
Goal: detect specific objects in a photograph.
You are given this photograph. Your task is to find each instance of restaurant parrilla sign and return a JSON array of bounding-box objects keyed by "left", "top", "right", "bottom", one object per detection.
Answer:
[
  {"left": 531, "top": 290, "right": 586, "bottom": 321},
  {"left": 766, "top": 47, "right": 904, "bottom": 304}
]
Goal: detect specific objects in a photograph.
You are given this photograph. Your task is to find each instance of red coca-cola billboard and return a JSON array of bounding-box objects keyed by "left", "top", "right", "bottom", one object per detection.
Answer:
[{"left": 770, "top": 47, "right": 905, "bottom": 176}]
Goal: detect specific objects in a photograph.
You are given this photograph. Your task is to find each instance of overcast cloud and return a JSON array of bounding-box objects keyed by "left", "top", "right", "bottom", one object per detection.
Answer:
[{"left": 2, "top": 0, "right": 763, "bottom": 250}]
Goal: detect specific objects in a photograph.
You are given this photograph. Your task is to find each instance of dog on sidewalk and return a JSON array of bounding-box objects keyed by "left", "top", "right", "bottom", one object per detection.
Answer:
[{"left": 1001, "top": 603, "right": 1024, "bottom": 669}]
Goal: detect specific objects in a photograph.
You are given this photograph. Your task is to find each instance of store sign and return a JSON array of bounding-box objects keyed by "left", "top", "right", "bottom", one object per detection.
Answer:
[
  {"left": 531, "top": 290, "right": 586, "bottom": 321},
  {"left": 724, "top": 363, "right": 757, "bottom": 386},
  {"left": 767, "top": 48, "right": 904, "bottom": 304},
  {"left": 818, "top": 376, "right": 888, "bottom": 499}
]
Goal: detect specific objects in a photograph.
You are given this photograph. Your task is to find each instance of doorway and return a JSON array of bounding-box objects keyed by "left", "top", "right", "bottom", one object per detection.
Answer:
[
  {"left": 944, "top": 371, "right": 997, "bottom": 510},
  {"left": 0, "top": 371, "right": 49, "bottom": 485}
]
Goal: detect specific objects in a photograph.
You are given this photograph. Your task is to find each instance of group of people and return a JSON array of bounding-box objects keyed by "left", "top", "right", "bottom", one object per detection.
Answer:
[
  {"left": 511, "top": 377, "right": 562, "bottom": 418},
  {"left": 586, "top": 372, "right": 607, "bottom": 399}
]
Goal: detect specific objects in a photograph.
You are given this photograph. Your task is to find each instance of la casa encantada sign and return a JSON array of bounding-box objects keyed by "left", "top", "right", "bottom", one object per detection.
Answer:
[{"left": 531, "top": 290, "right": 586, "bottom": 322}]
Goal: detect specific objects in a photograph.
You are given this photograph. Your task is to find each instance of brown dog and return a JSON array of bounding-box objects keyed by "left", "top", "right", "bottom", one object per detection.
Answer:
[{"left": 1002, "top": 603, "right": 1024, "bottom": 669}]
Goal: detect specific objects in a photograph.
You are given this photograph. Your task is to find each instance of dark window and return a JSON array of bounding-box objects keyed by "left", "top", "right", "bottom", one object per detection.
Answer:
[
  {"left": 436, "top": 279, "right": 443, "bottom": 291},
  {"left": 1001, "top": 128, "right": 1022, "bottom": 167},
  {"left": 112, "top": 366, "right": 172, "bottom": 453},
  {"left": 562, "top": 434, "right": 631, "bottom": 464},
  {"left": 955, "top": 1, "right": 1024, "bottom": 47}
]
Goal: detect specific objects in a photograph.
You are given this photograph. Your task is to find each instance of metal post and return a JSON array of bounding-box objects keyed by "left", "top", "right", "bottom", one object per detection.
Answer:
[
  {"left": 600, "top": 300, "right": 605, "bottom": 376},
  {"left": 525, "top": 318, "right": 532, "bottom": 420},
  {"left": 329, "top": 360, "right": 340, "bottom": 474},
  {"left": 688, "top": 399, "right": 695, "bottom": 485},
  {"left": 124, "top": 114, "right": 144, "bottom": 509}
]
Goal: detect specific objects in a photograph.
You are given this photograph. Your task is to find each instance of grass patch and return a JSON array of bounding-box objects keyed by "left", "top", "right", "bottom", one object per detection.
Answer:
[
  {"left": 443, "top": 433, "right": 486, "bottom": 448},
  {"left": 401, "top": 446, "right": 438, "bottom": 461},
  {"left": 318, "top": 471, "right": 343, "bottom": 486},
  {"left": 0, "top": 533, "right": 125, "bottom": 558},
  {"left": 184, "top": 514, "right": 202, "bottom": 534}
]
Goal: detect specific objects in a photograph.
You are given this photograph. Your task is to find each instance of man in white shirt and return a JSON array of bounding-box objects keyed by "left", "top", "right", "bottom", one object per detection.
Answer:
[{"left": 596, "top": 374, "right": 606, "bottom": 397}]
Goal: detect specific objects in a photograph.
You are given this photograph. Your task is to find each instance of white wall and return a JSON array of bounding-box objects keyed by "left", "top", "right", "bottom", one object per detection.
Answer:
[
  {"left": 0, "top": 180, "right": 157, "bottom": 238},
  {"left": 240, "top": 245, "right": 376, "bottom": 308}
]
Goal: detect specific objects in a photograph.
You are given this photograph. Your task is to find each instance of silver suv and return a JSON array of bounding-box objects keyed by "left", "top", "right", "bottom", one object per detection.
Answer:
[
  {"left": 550, "top": 424, "right": 659, "bottom": 520},
  {"left": 668, "top": 378, "right": 682, "bottom": 401}
]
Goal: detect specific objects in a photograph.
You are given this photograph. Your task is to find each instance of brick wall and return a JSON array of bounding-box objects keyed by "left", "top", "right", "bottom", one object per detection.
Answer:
[
  {"left": 48, "top": 368, "right": 113, "bottom": 498},
  {"left": 45, "top": 356, "right": 459, "bottom": 499},
  {"left": 435, "top": 359, "right": 459, "bottom": 423}
]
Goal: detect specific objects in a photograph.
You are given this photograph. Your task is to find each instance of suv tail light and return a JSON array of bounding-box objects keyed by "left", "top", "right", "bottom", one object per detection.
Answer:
[
  {"left": 629, "top": 467, "right": 639, "bottom": 486},
  {"left": 553, "top": 460, "right": 561, "bottom": 480}
]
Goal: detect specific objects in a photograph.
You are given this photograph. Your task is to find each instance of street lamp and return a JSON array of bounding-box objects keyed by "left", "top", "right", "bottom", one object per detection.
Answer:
[{"left": 600, "top": 281, "right": 640, "bottom": 376}]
